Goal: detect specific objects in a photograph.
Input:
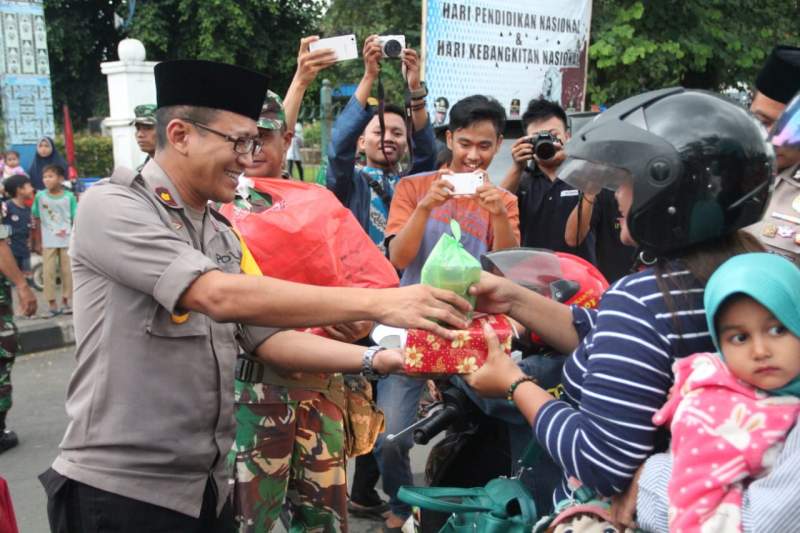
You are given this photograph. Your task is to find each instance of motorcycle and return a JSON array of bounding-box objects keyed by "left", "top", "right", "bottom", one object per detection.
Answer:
[{"left": 378, "top": 248, "right": 609, "bottom": 532}]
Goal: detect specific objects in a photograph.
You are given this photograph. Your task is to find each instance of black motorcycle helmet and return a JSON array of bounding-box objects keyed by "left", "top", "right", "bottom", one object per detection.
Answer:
[{"left": 558, "top": 87, "right": 775, "bottom": 255}]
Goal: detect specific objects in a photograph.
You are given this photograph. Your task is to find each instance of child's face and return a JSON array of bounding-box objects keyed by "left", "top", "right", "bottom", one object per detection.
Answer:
[
  {"left": 5, "top": 153, "right": 19, "bottom": 167},
  {"left": 717, "top": 296, "right": 800, "bottom": 391},
  {"left": 42, "top": 170, "right": 62, "bottom": 191},
  {"left": 17, "top": 182, "right": 34, "bottom": 200}
]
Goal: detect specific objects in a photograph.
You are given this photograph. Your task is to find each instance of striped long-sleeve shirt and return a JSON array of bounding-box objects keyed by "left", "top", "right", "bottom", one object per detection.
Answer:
[
  {"left": 637, "top": 419, "right": 800, "bottom": 533},
  {"left": 532, "top": 265, "right": 713, "bottom": 503}
]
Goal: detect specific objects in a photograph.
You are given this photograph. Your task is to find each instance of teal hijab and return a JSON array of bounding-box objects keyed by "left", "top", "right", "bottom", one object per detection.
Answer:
[{"left": 704, "top": 253, "right": 800, "bottom": 397}]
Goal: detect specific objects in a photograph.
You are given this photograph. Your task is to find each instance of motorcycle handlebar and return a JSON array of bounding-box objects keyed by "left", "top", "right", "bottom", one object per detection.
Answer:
[{"left": 412, "top": 403, "right": 461, "bottom": 445}]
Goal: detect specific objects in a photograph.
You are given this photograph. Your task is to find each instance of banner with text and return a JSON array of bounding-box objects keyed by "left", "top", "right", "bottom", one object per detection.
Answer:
[{"left": 423, "top": 0, "right": 592, "bottom": 126}]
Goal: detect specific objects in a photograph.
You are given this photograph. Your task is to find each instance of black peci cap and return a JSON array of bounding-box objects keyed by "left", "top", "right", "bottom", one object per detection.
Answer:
[
  {"left": 154, "top": 60, "right": 269, "bottom": 121},
  {"left": 755, "top": 45, "right": 800, "bottom": 104}
]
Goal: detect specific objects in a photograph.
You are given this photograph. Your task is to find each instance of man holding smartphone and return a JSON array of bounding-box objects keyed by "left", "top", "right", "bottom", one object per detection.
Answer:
[{"left": 377, "top": 94, "right": 520, "bottom": 531}]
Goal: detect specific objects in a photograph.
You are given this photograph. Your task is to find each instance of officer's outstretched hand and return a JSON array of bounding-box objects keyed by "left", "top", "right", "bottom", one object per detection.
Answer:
[
  {"left": 376, "top": 285, "right": 470, "bottom": 339},
  {"left": 16, "top": 283, "right": 36, "bottom": 317}
]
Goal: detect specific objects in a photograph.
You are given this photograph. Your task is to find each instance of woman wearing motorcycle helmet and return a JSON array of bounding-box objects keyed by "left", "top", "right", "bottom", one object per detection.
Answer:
[
  {"left": 465, "top": 88, "right": 772, "bottom": 507},
  {"left": 618, "top": 91, "right": 800, "bottom": 533}
]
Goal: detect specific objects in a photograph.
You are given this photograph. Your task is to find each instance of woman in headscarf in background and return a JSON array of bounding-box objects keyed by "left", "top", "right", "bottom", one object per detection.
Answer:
[{"left": 27, "top": 137, "right": 67, "bottom": 191}]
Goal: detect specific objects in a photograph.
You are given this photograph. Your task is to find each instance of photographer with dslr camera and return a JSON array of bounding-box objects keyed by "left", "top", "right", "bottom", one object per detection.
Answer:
[{"left": 501, "top": 98, "right": 598, "bottom": 263}]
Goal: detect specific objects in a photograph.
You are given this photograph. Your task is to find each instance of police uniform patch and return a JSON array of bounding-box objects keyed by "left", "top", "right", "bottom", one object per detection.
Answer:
[
  {"left": 155, "top": 187, "right": 178, "bottom": 207},
  {"left": 171, "top": 312, "right": 190, "bottom": 324}
]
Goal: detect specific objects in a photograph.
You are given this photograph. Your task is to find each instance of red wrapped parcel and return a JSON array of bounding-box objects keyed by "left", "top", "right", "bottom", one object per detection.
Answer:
[{"left": 403, "top": 314, "right": 514, "bottom": 375}]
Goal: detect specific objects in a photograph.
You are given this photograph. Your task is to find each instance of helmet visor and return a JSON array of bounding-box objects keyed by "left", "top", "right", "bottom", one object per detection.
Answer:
[
  {"left": 770, "top": 91, "right": 800, "bottom": 150},
  {"left": 557, "top": 156, "right": 633, "bottom": 194}
]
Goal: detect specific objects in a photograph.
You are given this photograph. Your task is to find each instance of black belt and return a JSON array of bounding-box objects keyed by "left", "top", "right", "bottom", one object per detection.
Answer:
[{"left": 235, "top": 355, "right": 266, "bottom": 383}]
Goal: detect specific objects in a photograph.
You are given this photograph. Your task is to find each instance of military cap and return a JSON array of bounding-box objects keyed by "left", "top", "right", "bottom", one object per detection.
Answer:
[
  {"left": 756, "top": 45, "right": 800, "bottom": 104},
  {"left": 154, "top": 59, "right": 269, "bottom": 121},
  {"left": 257, "top": 90, "right": 286, "bottom": 130},
  {"left": 130, "top": 104, "right": 156, "bottom": 126}
]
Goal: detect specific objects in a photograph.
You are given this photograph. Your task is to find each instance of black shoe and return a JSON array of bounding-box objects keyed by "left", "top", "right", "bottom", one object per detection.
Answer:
[
  {"left": 348, "top": 500, "right": 390, "bottom": 520},
  {"left": 0, "top": 429, "right": 18, "bottom": 453}
]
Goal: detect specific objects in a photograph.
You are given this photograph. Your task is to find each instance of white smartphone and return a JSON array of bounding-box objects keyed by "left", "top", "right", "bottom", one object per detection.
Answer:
[
  {"left": 309, "top": 34, "right": 358, "bottom": 62},
  {"left": 444, "top": 172, "right": 484, "bottom": 196}
]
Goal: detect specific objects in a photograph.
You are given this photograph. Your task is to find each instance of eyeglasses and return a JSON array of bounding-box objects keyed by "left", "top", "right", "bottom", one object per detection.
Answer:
[{"left": 180, "top": 118, "right": 263, "bottom": 156}]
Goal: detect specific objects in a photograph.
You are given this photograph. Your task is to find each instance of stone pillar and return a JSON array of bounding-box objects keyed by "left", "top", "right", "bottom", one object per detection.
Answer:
[{"left": 100, "top": 38, "right": 157, "bottom": 171}]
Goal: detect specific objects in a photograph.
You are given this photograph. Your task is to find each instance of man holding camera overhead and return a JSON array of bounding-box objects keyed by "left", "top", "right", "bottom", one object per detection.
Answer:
[
  {"left": 501, "top": 99, "right": 599, "bottom": 263},
  {"left": 326, "top": 35, "right": 437, "bottom": 253}
]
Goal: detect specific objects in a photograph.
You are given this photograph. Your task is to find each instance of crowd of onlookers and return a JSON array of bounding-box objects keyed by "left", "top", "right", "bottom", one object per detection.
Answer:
[{"left": 0, "top": 138, "right": 75, "bottom": 317}]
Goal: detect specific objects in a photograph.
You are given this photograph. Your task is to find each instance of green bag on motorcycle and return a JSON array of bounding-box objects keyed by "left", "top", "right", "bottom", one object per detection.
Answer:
[{"left": 397, "top": 477, "right": 538, "bottom": 533}]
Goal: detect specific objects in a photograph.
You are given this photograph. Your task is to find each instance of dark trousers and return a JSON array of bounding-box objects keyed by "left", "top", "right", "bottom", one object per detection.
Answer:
[
  {"left": 287, "top": 159, "right": 304, "bottom": 180},
  {"left": 40, "top": 468, "right": 234, "bottom": 533}
]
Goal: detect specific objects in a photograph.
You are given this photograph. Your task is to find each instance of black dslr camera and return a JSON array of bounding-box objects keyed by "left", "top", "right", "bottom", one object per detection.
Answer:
[{"left": 527, "top": 131, "right": 560, "bottom": 161}]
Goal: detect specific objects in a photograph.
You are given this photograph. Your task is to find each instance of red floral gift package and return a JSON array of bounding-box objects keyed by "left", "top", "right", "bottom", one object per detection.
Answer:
[{"left": 403, "top": 314, "right": 515, "bottom": 375}]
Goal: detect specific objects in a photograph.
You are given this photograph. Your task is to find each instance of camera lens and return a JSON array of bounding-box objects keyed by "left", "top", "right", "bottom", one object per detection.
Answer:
[
  {"left": 383, "top": 39, "right": 403, "bottom": 58},
  {"left": 534, "top": 139, "right": 556, "bottom": 160}
]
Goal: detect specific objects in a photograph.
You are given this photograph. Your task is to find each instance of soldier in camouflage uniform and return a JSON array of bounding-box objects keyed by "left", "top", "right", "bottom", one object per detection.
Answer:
[
  {"left": 228, "top": 86, "right": 369, "bottom": 532},
  {"left": 130, "top": 104, "right": 157, "bottom": 172},
  {"left": 0, "top": 225, "right": 38, "bottom": 453}
]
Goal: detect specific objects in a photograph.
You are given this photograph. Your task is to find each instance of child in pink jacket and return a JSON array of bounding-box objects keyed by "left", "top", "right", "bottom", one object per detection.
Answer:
[{"left": 653, "top": 253, "right": 800, "bottom": 533}]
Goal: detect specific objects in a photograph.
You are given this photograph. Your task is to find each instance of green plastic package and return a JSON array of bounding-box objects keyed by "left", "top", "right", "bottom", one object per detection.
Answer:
[{"left": 421, "top": 219, "right": 482, "bottom": 311}]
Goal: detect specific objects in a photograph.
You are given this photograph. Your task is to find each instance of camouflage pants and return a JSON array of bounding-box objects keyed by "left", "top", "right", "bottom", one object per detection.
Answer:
[
  {"left": 231, "top": 388, "right": 348, "bottom": 533},
  {"left": 0, "top": 279, "right": 19, "bottom": 416}
]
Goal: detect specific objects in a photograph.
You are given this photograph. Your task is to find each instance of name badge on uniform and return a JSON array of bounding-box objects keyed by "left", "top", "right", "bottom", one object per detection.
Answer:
[{"left": 560, "top": 189, "right": 579, "bottom": 198}]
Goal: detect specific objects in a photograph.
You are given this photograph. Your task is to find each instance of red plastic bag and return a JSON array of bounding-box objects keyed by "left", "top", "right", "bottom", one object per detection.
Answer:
[{"left": 218, "top": 178, "right": 399, "bottom": 289}]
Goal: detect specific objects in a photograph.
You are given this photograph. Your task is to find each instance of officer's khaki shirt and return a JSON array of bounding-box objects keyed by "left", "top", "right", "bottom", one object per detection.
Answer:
[
  {"left": 747, "top": 163, "right": 800, "bottom": 263},
  {"left": 52, "top": 160, "right": 278, "bottom": 517}
]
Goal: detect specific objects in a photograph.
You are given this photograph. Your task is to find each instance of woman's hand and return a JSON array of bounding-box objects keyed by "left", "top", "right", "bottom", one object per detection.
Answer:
[
  {"left": 464, "top": 322, "right": 525, "bottom": 397},
  {"left": 469, "top": 271, "right": 519, "bottom": 316}
]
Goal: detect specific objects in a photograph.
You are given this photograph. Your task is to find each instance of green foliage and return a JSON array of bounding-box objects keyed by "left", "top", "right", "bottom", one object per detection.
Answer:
[
  {"left": 319, "top": 0, "right": 423, "bottom": 106},
  {"left": 302, "top": 120, "right": 322, "bottom": 148},
  {"left": 44, "top": 0, "right": 124, "bottom": 126},
  {"left": 129, "top": 0, "right": 326, "bottom": 98},
  {"left": 53, "top": 134, "right": 114, "bottom": 177},
  {"left": 44, "top": 0, "right": 325, "bottom": 129},
  {"left": 588, "top": 0, "right": 800, "bottom": 105}
]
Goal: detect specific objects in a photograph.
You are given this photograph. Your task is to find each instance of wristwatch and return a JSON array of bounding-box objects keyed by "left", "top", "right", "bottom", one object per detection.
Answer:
[
  {"left": 409, "top": 82, "right": 428, "bottom": 100},
  {"left": 361, "top": 346, "right": 387, "bottom": 381}
]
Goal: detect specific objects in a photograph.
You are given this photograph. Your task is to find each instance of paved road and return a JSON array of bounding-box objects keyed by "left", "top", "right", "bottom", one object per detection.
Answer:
[{"left": 0, "top": 347, "right": 436, "bottom": 532}]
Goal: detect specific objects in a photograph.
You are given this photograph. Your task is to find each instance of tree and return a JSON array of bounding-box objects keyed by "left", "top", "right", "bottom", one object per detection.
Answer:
[
  {"left": 318, "top": 0, "right": 423, "bottom": 107},
  {"left": 129, "top": 0, "right": 326, "bottom": 99},
  {"left": 588, "top": 0, "right": 800, "bottom": 105},
  {"left": 44, "top": 0, "right": 326, "bottom": 129},
  {"left": 44, "top": 0, "right": 125, "bottom": 127}
]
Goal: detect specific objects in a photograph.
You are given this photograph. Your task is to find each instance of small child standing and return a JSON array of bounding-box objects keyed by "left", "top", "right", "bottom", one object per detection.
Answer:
[
  {"left": 32, "top": 165, "right": 76, "bottom": 317},
  {"left": 653, "top": 253, "right": 800, "bottom": 533},
  {"left": 2, "top": 175, "right": 34, "bottom": 285}
]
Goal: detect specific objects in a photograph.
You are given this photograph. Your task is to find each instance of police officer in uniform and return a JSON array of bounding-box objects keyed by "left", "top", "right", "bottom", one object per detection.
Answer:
[
  {"left": 746, "top": 45, "right": 800, "bottom": 262},
  {"left": 130, "top": 103, "right": 157, "bottom": 171},
  {"left": 40, "top": 60, "right": 469, "bottom": 533}
]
